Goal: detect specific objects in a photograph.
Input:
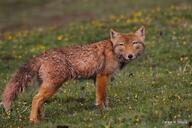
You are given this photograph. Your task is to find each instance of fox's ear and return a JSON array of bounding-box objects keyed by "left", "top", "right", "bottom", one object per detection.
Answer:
[
  {"left": 110, "top": 29, "right": 120, "bottom": 39},
  {"left": 135, "top": 26, "right": 145, "bottom": 41}
]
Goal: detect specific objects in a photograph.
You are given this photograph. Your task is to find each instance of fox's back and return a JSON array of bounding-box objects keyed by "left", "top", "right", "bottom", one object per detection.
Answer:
[{"left": 37, "top": 41, "right": 111, "bottom": 81}]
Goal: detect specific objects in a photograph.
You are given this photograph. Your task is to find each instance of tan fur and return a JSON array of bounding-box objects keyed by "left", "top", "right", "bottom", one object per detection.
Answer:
[{"left": 1, "top": 26, "right": 145, "bottom": 123}]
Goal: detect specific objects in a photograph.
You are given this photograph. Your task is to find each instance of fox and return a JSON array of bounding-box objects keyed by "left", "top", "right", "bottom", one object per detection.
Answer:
[{"left": 1, "top": 26, "right": 145, "bottom": 123}]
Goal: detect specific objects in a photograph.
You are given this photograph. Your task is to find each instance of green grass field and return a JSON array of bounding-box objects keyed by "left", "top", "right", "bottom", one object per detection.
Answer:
[{"left": 0, "top": 0, "right": 192, "bottom": 127}]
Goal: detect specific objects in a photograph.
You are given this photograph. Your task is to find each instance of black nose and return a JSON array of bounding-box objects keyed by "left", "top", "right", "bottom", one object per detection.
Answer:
[{"left": 128, "top": 54, "right": 133, "bottom": 59}]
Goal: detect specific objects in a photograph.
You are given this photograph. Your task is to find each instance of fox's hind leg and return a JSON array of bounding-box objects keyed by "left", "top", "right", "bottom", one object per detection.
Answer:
[
  {"left": 29, "top": 82, "right": 59, "bottom": 123},
  {"left": 37, "top": 107, "right": 45, "bottom": 120}
]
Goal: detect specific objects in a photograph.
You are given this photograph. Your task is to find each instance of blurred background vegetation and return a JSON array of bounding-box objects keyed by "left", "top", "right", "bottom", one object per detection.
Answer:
[{"left": 0, "top": 0, "right": 191, "bottom": 33}]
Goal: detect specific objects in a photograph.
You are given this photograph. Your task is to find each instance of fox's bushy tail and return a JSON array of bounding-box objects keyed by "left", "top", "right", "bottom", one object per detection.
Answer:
[{"left": 1, "top": 58, "right": 40, "bottom": 111}]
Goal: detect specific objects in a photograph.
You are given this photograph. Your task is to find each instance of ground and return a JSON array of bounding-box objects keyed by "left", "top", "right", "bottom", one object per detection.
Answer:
[{"left": 0, "top": 0, "right": 192, "bottom": 128}]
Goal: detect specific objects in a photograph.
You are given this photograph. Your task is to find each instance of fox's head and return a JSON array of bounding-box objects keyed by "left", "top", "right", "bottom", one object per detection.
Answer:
[{"left": 110, "top": 26, "right": 145, "bottom": 62}]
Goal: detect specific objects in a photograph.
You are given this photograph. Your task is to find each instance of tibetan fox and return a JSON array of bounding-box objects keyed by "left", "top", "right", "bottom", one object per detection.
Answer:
[{"left": 1, "top": 26, "right": 145, "bottom": 123}]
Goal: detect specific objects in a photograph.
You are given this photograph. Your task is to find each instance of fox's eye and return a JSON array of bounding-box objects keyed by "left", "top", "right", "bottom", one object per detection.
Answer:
[
  {"left": 133, "top": 41, "right": 143, "bottom": 45},
  {"left": 133, "top": 41, "right": 138, "bottom": 44},
  {"left": 118, "top": 42, "right": 124, "bottom": 46}
]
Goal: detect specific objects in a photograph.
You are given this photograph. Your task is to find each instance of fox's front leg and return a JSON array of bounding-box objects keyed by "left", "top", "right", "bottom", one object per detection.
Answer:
[{"left": 95, "top": 74, "right": 108, "bottom": 109}]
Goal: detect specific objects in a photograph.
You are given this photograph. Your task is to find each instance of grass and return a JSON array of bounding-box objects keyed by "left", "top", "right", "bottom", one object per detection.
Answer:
[{"left": 0, "top": 0, "right": 192, "bottom": 128}]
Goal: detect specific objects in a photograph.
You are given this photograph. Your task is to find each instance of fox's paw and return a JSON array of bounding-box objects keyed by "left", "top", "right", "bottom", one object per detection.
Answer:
[
  {"left": 96, "top": 103, "right": 106, "bottom": 110},
  {"left": 29, "top": 117, "right": 39, "bottom": 124},
  {"left": 38, "top": 110, "right": 45, "bottom": 120},
  {"left": 95, "top": 98, "right": 109, "bottom": 110}
]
